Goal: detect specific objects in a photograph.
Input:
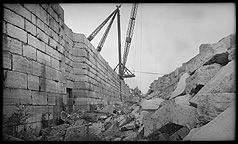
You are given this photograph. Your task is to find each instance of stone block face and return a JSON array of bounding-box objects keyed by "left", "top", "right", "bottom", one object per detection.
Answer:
[
  {"left": 25, "top": 19, "right": 37, "bottom": 36},
  {"left": 3, "top": 51, "right": 12, "bottom": 70},
  {"left": 3, "top": 35, "right": 23, "bottom": 55},
  {"left": 36, "top": 28, "right": 48, "bottom": 43},
  {"left": 36, "top": 50, "right": 51, "bottom": 66},
  {"left": 12, "top": 54, "right": 33, "bottom": 74},
  {"left": 46, "top": 45, "right": 60, "bottom": 60},
  {"left": 36, "top": 18, "right": 45, "bottom": 31},
  {"left": 28, "top": 34, "right": 46, "bottom": 52},
  {"left": 7, "top": 23, "right": 27, "bottom": 43},
  {"left": 4, "top": 8, "right": 24, "bottom": 29},
  {"left": 23, "top": 44, "right": 37, "bottom": 60},
  {"left": 32, "top": 61, "right": 43, "bottom": 76},
  {"left": 32, "top": 91, "right": 48, "bottom": 105},
  {"left": 28, "top": 74, "right": 40, "bottom": 90},
  {"left": 4, "top": 70, "right": 27, "bottom": 89},
  {"left": 3, "top": 88, "right": 32, "bottom": 105},
  {"left": 4, "top": 4, "right": 31, "bottom": 21},
  {"left": 47, "top": 93, "right": 56, "bottom": 105}
]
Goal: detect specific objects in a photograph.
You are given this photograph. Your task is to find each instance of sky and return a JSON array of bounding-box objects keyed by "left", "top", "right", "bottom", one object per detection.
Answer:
[{"left": 60, "top": 3, "right": 235, "bottom": 94}]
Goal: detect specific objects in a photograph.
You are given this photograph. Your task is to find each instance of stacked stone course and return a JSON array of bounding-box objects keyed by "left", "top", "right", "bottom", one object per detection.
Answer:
[{"left": 3, "top": 4, "right": 130, "bottom": 130}]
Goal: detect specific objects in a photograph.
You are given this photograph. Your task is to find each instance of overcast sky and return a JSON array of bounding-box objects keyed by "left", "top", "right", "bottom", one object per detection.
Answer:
[{"left": 60, "top": 3, "right": 235, "bottom": 94}]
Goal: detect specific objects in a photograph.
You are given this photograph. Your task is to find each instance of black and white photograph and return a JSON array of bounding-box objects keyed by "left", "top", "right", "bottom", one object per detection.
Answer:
[{"left": 2, "top": 3, "right": 235, "bottom": 141}]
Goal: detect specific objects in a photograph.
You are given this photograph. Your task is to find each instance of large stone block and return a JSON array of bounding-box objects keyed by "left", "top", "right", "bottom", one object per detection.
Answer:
[
  {"left": 7, "top": 23, "right": 27, "bottom": 43},
  {"left": 28, "top": 74, "right": 40, "bottom": 91},
  {"left": 25, "top": 19, "right": 37, "bottom": 36},
  {"left": 36, "top": 50, "right": 51, "bottom": 66},
  {"left": 31, "top": 91, "right": 48, "bottom": 105},
  {"left": 4, "top": 4, "right": 31, "bottom": 21},
  {"left": 189, "top": 93, "right": 235, "bottom": 121},
  {"left": 23, "top": 44, "right": 37, "bottom": 60},
  {"left": 12, "top": 54, "right": 33, "bottom": 74},
  {"left": 195, "top": 60, "right": 235, "bottom": 94},
  {"left": 184, "top": 63, "right": 222, "bottom": 94},
  {"left": 36, "top": 28, "right": 48, "bottom": 44},
  {"left": 169, "top": 73, "right": 189, "bottom": 99},
  {"left": 189, "top": 104, "right": 235, "bottom": 141},
  {"left": 3, "top": 51, "right": 11, "bottom": 70},
  {"left": 141, "top": 98, "right": 164, "bottom": 110},
  {"left": 46, "top": 45, "right": 60, "bottom": 60},
  {"left": 4, "top": 8, "right": 24, "bottom": 29},
  {"left": 3, "top": 88, "right": 32, "bottom": 105},
  {"left": 28, "top": 34, "right": 46, "bottom": 52},
  {"left": 4, "top": 70, "right": 27, "bottom": 89},
  {"left": 73, "top": 90, "right": 89, "bottom": 98}
]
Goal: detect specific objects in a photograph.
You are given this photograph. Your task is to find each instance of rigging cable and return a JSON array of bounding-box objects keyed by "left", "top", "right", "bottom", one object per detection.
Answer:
[{"left": 139, "top": 4, "right": 142, "bottom": 90}]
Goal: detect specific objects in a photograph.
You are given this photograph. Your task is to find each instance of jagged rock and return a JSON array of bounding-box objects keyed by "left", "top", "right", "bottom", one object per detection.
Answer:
[
  {"left": 169, "top": 73, "right": 190, "bottom": 99},
  {"left": 101, "top": 105, "right": 114, "bottom": 114},
  {"left": 188, "top": 104, "right": 235, "bottom": 141},
  {"left": 184, "top": 63, "right": 222, "bottom": 95},
  {"left": 64, "top": 125, "right": 87, "bottom": 141},
  {"left": 122, "top": 131, "right": 137, "bottom": 141},
  {"left": 175, "top": 94, "right": 191, "bottom": 107},
  {"left": 89, "top": 122, "right": 104, "bottom": 136},
  {"left": 182, "top": 126, "right": 203, "bottom": 140},
  {"left": 228, "top": 46, "right": 235, "bottom": 61},
  {"left": 144, "top": 100, "right": 198, "bottom": 137},
  {"left": 189, "top": 93, "right": 235, "bottom": 121},
  {"left": 120, "top": 121, "right": 135, "bottom": 131},
  {"left": 139, "top": 111, "right": 151, "bottom": 126},
  {"left": 140, "top": 98, "right": 164, "bottom": 110},
  {"left": 170, "top": 126, "right": 190, "bottom": 140},
  {"left": 191, "top": 60, "right": 235, "bottom": 95}
]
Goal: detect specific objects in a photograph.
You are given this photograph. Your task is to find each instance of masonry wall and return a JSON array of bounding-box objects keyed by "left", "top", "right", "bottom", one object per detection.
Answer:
[{"left": 2, "top": 3, "right": 130, "bottom": 130}]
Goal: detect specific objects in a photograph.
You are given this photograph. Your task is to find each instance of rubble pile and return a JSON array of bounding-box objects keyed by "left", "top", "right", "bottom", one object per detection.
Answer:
[{"left": 5, "top": 34, "right": 235, "bottom": 141}]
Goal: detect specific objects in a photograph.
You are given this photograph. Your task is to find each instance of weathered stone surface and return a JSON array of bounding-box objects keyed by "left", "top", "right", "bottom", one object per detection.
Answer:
[
  {"left": 189, "top": 104, "right": 235, "bottom": 141},
  {"left": 144, "top": 100, "right": 198, "bottom": 137},
  {"left": 169, "top": 73, "right": 190, "bottom": 99},
  {"left": 122, "top": 131, "right": 137, "bottom": 141},
  {"left": 189, "top": 93, "right": 235, "bottom": 121},
  {"left": 183, "top": 126, "right": 203, "bottom": 140},
  {"left": 175, "top": 94, "right": 192, "bottom": 107},
  {"left": 64, "top": 125, "right": 87, "bottom": 141},
  {"left": 184, "top": 63, "right": 222, "bottom": 94},
  {"left": 192, "top": 60, "right": 235, "bottom": 95},
  {"left": 140, "top": 98, "right": 164, "bottom": 110}
]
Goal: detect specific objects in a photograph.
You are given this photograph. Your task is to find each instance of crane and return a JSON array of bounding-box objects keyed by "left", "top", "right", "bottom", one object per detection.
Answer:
[
  {"left": 114, "top": 3, "right": 138, "bottom": 79},
  {"left": 87, "top": 4, "right": 138, "bottom": 79}
]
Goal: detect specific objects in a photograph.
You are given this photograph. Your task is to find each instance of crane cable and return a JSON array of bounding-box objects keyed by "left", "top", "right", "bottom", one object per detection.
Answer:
[{"left": 139, "top": 4, "right": 142, "bottom": 90}]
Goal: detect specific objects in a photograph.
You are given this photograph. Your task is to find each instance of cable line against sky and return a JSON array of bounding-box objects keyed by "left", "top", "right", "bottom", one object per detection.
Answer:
[{"left": 132, "top": 70, "right": 166, "bottom": 75}]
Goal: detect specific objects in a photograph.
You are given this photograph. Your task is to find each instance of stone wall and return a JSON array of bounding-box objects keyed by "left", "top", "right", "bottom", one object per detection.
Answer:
[{"left": 3, "top": 3, "right": 130, "bottom": 129}]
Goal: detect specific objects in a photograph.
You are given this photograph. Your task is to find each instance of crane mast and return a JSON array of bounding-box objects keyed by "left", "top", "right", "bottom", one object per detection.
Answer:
[{"left": 122, "top": 3, "right": 138, "bottom": 68}]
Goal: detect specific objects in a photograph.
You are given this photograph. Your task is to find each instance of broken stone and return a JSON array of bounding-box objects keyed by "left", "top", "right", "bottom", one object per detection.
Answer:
[
  {"left": 169, "top": 72, "right": 190, "bottom": 99},
  {"left": 188, "top": 104, "right": 235, "bottom": 141},
  {"left": 170, "top": 126, "right": 190, "bottom": 140},
  {"left": 189, "top": 93, "right": 235, "bottom": 121},
  {"left": 144, "top": 100, "right": 198, "bottom": 137},
  {"left": 194, "top": 60, "right": 235, "bottom": 94},
  {"left": 182, "top": 126, "right": 203, "bottom": 140},
  {"left": 60, "top": 111, "right": 70, "bottom": 122},
  {"left": 64, "top": 125, "right": 87, "bottom": 141},
  {"left": 184, "top": 63, "right": 222, "bottom": 95},
  {"left": 120, "top": 121, "right": 135, "bottom": 131},
  {"left": 101, "top": 104, "right": 114, "bottom": 114},
  {"left": 140, "top": 97, "right": 164, "bottom": 110},
  {"left": 175, "top": 94, "right": 191, "bottom": 107},
  {"left": 122, "top": 131, "right": 137, "bottom": 141}
]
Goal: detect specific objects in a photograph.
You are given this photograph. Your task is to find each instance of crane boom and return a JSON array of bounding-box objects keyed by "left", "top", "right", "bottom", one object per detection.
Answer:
[
  {"left": 87, "top": 6, "right": 120, "bottom": 41},
  {"left": 122, "top": 3, "right": 138, "bottom": 67}
]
